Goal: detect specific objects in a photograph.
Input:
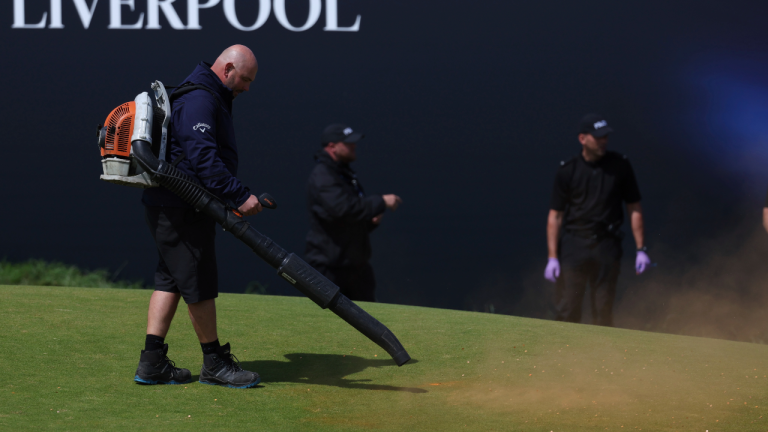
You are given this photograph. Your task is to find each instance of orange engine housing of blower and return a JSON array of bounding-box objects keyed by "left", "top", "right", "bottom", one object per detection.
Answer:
[{"left": 100, "top": 101, "right": 135, "bottom": 158}]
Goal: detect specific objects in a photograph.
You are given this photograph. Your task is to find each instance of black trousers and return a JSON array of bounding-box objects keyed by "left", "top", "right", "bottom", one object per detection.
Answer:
[
  {"left": 314, "top": 263, "right": 377, "bottom": 302},
  {"left": 555, "top": 233, "right": 622, "bottom": 326},
  {"left": 145, "top": 206, "right": 218, "bottom": 304}
]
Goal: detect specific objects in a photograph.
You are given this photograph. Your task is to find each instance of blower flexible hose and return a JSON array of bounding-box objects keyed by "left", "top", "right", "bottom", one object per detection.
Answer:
[{"left": 131, "top": 139, "right": 411, "bottom": 366}]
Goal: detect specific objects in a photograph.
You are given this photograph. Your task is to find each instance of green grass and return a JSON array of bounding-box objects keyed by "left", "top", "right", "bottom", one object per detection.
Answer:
[
  {"left": 0, "top": 260, "right": 145, "bottom": 289},
  {"left": 1, "top": 285, "right": 767, "bottom": 431}
]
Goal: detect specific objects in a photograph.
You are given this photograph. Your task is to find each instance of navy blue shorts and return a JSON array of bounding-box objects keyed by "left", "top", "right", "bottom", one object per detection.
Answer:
[{"left": 145, "top": 206, "right": 218, "bottom": 304}]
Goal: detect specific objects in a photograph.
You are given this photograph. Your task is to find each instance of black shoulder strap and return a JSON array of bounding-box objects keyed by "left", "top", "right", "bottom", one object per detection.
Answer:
[{"left": 171, "top": 150, "right": 186, "bottom": 167}]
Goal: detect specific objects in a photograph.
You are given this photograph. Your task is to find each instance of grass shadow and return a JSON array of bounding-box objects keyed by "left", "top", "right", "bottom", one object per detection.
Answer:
[{"left": 240, "top": 353, "right": 427, "bottom": 393}]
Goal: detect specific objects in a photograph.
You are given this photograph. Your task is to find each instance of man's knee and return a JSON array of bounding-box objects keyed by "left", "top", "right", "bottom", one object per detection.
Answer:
[
  {"left": 188, "top": 298, "right": 216, "bottom": 316},
  {"left": 554, "top": 270, "right": 588, "bottom": 322}
]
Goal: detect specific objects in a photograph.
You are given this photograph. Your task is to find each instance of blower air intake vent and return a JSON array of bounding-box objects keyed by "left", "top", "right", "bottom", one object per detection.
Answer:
[
  {"left": 103, "top": 102, "right": 135, "bottom": 158},
  {"left": 117, "top": 115, "right": 132, "bottom": 154}
]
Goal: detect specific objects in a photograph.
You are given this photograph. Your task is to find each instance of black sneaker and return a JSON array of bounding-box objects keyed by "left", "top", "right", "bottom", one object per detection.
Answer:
[
  {"left": 199, "top": 343, "right": 261, "bottom": 389},
  {"left": 134, "top": 344, "right": 192, "bottom": 385}
]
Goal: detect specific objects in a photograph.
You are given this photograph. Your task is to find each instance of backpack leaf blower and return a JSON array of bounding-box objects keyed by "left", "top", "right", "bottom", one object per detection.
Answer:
[{"left": 98, "top": 81, "right": 411, "bottom": 366}]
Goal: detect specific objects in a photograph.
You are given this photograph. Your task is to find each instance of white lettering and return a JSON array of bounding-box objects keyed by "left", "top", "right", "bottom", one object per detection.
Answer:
[
  {"left": 108, "top": 0, "right": 144, "bottom": 29},
  {"left": 12, "top": 0, "right": 48, "bottom": 29},
  {"left": 594, "top": 120, "right": 608, "bottom": 129},
  {"left": 193, "top": 122, "right": 211, "bottom": 132},
  {"left": 324, "top": 0, "right": 359, "bottom": 32},
  {"left": 147, "top": 0, "right": 185, "bottom": 29},
  {"left": 12, "top": 0, "right": 364, "bottom": 32},
  {"left": 49, "top": 0, "right": 63, "bottom": 28},
  {"left": 280, "top": 272, "right": 297, "bottom": 284},
  {"left": 273, "top": 0, "right": 321, "bottom": 32},
  {"left": 187, "top": 0, "right": 220, "bottom": 30},
  {"left": 72, "top": 0, "right": 99, "bottom": 29},
  {"left": 223, "top": 0, "right": 270, "bottom": 31}
]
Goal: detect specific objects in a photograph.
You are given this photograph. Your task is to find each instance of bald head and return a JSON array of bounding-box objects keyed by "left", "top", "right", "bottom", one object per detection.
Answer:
[{"left": 211, "top": 45, "right": 258, "bottom": 98}]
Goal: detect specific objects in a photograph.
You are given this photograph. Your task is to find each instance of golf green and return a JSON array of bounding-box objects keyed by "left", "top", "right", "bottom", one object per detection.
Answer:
[{"left": 1, "top": 285, "right": 766, "bottom": 431}]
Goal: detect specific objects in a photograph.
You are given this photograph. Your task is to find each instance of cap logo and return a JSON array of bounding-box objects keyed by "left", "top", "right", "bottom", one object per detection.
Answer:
[
  {"left": 343, "top": 127, "right": 353, "bottom": 136},
  {"left": 593, "top": 120, "right": 608, "bottom": 129}
]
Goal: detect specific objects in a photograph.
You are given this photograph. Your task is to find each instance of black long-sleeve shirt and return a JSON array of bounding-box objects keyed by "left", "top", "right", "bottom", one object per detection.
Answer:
[{"left": 305, "top": 151, "right": 386, "bottom": 268}]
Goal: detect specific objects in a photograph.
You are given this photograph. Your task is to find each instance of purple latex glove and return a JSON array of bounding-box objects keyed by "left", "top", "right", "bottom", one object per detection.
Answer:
[
  {"left": 635, "top": 250, "right": 651, "bottom": 274},
  {"left": 544, "top": 258, "right": 560, "bottom": 282}
]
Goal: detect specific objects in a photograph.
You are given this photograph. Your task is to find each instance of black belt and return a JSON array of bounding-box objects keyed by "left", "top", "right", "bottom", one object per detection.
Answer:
[{"left": 565, "top": 226, "right": 624, "bottom": 241}]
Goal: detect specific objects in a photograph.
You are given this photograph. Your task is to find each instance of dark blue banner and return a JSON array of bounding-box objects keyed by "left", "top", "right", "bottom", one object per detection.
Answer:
[{"left": 2, "top": 0, "right": 768, "bottom": 316}]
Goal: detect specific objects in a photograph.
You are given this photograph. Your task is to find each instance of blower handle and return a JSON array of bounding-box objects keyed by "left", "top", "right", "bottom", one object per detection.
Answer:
[
  {"left": 259, "top": 193, "right": 277, "bottom": 210},
  {"left": 230, "top": 193, "right": 277, "bottom": 218}
]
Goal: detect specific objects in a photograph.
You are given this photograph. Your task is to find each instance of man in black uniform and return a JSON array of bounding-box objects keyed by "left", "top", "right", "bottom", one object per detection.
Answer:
[
  {"left": 305, "top": 124, "right": 402, "bottom": 302},
  {"left": 544, "top": 114, "right": 651, "bottom": 326}
]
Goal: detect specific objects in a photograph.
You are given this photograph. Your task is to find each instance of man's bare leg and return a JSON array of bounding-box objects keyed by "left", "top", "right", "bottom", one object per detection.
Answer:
[
  {"left": 135, "top": 290, "right": 192, "bottom": 384},
  {"left": 147, "top": 291, "right": 181, "bottom": 338},
  {"left": 188, "top": 299, "right": 218, "bottom": 343}
]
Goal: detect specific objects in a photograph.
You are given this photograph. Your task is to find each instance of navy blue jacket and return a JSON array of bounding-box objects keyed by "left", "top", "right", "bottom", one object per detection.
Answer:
[
  {"left": 305, "top": 150, "right": 386, "bottom": 268},
  {"left": 142, "top": 62, "right": 250, "bottom": 208}
]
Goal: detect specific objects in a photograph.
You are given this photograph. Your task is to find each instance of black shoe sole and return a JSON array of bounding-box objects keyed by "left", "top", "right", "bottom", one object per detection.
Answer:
[
  {"left": 134, "top": 375, "right": 192, "bottom": 385},
  {"left": 199, "top": 377, "right": 261, "bottom": 389}
]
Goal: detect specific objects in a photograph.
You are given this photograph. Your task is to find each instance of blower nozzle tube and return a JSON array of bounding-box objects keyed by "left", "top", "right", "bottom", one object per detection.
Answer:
[{"left": 131, "top": 138, "right": 411, "bottom": 366}]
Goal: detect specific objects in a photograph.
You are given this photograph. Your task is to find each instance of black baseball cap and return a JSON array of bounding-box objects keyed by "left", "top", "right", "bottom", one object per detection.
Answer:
[
  {"left": 322, "top": 124, "right": 365, "bottom": 145},
  {"left": 579, "top": 113, "right": 613, "bottom": 138}
]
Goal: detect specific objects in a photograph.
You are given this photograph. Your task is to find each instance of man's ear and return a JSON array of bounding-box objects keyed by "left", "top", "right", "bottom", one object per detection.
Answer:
[
  {"left": 578, "top": 133, "right": 588, "bottom": 145},
  {"left": 224, "top": 63, "right": 235, "bottom": 78}
]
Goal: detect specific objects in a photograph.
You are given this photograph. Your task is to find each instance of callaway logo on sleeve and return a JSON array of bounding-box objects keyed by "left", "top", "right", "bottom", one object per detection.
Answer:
[{"left": 193, "top": 122, "right": 212, "bottom": 133}]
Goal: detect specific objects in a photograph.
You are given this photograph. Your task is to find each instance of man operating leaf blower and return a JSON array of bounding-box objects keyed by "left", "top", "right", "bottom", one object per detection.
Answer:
[
  {"left": 97, "top": 45, "right": 410, "bottom": 389},
  {"left": 135, "top": 45, "right": 263, "bottom": 388}
]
